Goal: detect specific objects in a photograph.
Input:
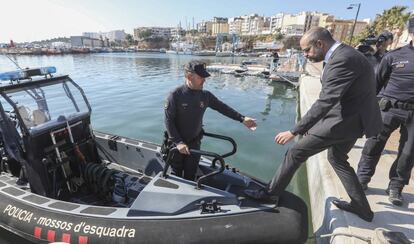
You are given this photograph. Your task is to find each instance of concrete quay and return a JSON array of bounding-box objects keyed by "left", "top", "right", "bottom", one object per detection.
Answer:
[{"left": 300, "top": 63, "right": 414, "bottom": 243}]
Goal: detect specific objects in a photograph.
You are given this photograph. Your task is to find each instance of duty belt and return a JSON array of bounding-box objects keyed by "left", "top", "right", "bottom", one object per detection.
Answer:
[
  {"left": 379, "top": 98, "right": 414, "bottom": 111},
  {"left": 394, "top": 101, "right": 414, "bottom": 110}
]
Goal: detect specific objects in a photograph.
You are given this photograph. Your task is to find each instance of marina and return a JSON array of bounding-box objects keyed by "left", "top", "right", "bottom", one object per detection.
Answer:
[
  {"left": 206, "top": 55, "right": 302, "bottom": 87},
  {"left": 2, "top": 1, "right": 413, "bottom": 243},
  {"left": 0, "top": 53, "right": 304, "bottom": 243}
]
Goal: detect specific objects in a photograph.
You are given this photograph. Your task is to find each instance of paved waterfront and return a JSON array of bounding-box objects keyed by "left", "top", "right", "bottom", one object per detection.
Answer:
[{"left": 303, "top": 62, "right": 414, "bottom": 244}]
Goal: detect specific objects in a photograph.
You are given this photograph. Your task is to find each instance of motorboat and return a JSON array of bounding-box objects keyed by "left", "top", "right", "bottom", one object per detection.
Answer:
[{"left": 0, "top": 67, "right": 308, "bottom": 243}]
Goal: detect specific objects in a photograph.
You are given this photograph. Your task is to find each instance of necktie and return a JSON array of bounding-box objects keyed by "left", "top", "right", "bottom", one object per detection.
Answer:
[{"left": 321, "top": 61, "right": 326, "bottom": 81}]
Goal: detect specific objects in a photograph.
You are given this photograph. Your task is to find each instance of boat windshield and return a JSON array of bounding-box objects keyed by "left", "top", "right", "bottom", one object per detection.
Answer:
[{"left": 0, "top": 78, "right": 90, "bottom": 132}]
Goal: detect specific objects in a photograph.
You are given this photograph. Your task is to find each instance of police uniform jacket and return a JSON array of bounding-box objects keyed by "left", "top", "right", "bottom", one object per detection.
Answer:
[
  {"left": 377, "top": 42, "right": 414, "bottom": 103},
  {"left": 164, "top": 84, "right": 244, "bottom": 144}
]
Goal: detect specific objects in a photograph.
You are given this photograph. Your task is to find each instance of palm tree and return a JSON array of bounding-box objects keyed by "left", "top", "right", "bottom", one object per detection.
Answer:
[
  {"left": 372, "top": 6, "right": 412, "bottom": 47},
  {"left": 351, "top": 6, "right": 412, "bottom": 47}
]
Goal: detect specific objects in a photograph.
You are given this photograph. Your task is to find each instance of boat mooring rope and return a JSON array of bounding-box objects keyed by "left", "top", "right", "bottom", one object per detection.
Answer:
[{"left": 309, "top": 227, "right": 413, "bottom": 244}]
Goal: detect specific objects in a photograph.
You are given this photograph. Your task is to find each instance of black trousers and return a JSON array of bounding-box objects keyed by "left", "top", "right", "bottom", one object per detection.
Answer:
[
  {"left": 268, "top": 134, "right": 371, "bottom": 211},
  {"left": 170, "top": 140, "right": 201, "bottom": 181},
  {"left": 357, "top": 108, "right": 414, "bottom": 191}
]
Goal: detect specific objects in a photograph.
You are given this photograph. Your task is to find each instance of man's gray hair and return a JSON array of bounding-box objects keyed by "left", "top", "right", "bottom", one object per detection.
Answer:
[{"left": 303, "top": 27, "right": 335, "bottom": 45}]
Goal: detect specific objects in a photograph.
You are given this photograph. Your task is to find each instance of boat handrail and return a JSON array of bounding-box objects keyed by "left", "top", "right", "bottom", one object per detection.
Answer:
[
  {"left": 190, "top": 149, "right": 225, "bottom": 190},
  {"left": 162, "top": 147, "right": 226, "bottom": 190},
  {"left": 202, "top": 132, "right": 237, "bottom": 167}
]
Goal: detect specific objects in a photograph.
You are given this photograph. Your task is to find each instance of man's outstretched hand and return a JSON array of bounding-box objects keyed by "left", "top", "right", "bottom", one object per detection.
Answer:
[
  {"left": 274, "top": 131, "right": 295, "bottom": 145},
  {"left": 243, "top": 117, "right": 257, "bottom": 131}
]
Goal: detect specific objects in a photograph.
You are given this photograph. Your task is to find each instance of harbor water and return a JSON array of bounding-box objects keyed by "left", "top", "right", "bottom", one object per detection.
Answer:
[{"left": 0, "top": 53, "right": 309, "bottom": 243}]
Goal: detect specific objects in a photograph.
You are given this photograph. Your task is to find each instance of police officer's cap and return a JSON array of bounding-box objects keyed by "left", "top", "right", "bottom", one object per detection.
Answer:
[
  {"left": 185, "top": 61, "right": 211, "bottom": 78},
  {"left": 409, "top": 16, "right": 414, "bottom": 33}
]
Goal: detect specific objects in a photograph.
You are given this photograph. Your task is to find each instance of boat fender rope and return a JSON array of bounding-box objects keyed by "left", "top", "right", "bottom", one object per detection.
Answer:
[{"left": 309, "top": 227, "right": 411, "bottom": 244}]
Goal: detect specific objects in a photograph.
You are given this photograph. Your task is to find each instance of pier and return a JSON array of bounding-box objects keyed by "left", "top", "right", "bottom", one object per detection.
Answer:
[{"left": 207, "top": 54, "right": 303, "bottom": 87}]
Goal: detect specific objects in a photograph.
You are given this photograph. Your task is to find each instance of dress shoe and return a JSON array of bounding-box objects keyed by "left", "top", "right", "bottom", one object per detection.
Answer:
[
  {"left": 332, "top": 199, "right": 373, "bottom": 222},
  {"left": 387, "top": 189, "right": 403, "bottom": 206},
  {"left": 244, "top": 189, "right": 279, "bottom": 203}
]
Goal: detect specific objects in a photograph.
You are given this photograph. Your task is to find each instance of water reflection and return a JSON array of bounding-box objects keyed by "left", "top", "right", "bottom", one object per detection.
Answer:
[
  {"left": 261, "top": 82, "right": 296, "bottom": 117},
  {"left": 0, "top": 53, "right": 297, "bottom": 181}
]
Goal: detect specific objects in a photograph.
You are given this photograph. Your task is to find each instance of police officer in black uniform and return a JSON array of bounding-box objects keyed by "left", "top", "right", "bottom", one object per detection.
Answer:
[
  {"left": 357, "top": 17, "right": 414, "bottom": 206},
  {"left": 164, "top": 60, "right": 257, "bottom": 181},
  {"left": 374, "top": 31, "right": 394, "bottom": 64}
]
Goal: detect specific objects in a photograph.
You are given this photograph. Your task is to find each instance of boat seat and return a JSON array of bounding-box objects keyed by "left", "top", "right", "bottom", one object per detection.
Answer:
[
  {"left": 32, "top": 109, "right": 48, "bottom": 125},
  {"left": 17, "top": 106, "right": 35, "bottom": 128}
]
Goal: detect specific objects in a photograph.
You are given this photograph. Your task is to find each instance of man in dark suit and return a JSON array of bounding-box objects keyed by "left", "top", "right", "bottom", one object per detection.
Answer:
[{"left": 245, "top": 27, "right": 382, "bottom": 222}]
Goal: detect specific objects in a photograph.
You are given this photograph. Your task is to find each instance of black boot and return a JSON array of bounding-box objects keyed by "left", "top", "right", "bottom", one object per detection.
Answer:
[{"left": 387, "top": 189, "right": 404, "bottom": 206}]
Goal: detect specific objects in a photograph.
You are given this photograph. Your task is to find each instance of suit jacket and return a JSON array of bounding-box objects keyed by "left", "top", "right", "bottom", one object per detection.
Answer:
[{"left": 291, "top": 44, "right": 382, "bottom": 139}]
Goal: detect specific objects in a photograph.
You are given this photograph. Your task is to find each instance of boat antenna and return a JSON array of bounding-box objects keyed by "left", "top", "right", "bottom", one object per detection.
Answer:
[{"left": 4, "top": 53, "right": 23, "bottom": 70}]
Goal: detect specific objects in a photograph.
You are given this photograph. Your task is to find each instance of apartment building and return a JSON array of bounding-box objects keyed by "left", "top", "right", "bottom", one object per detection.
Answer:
[
  {"left": 197, "top": 21, "right": 213, "bottom": 35},
  {"left": 326, "top": 19, "right": 368, "bottom": 42},
  {"left": 83, "top": 30, "right": 126, "bottom": 42},
  {"left": 212, "top": 17, "right": 229, "bottom": 35},
  {"left": 70, "top": 36, "right": 103, "bottom": 48},
  {"left": 229, "top": 17, "right": 243, "bottom": 35},
  {"left": 133, "top": 27, "right": 172, "bottom": 40}
]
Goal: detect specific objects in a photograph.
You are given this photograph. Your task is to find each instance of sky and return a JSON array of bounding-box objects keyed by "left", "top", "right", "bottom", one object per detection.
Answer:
[{"left": 1, "top": 0, "right": 413, "bottom": 43}]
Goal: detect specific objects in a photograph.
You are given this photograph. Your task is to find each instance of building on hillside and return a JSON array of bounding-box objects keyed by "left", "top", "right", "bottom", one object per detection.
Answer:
[
  {"left": 325, "top": 19, "right": 368, "bottom": 42},
  {"left": 171, "top": 27, "right": 186, "bottom": 39},
  {"left": 229, "top": 17, "right": 243, "bottom": 35},
  {"left": 212, "top": 17, "right": 229, "bottom": 35},
  {"left": 82, "top": 30, "right": 126, "bottom": 42},
  {"left": 281, "top": 24, "right": 305, "bottom": 36},
  {"left": 270, "top": 11, "right": 326, "bottom": 35},
  {"left": 197, "top": 21, "right": 213, "bottom": 35},
  {"left": 105, "top": 30, "right": 126, "bottom": 42},
  {"left": 51, "top": 42, "right": 71, "bottom": 48},
  {"left": 82, "top": 32, "right": 101, "bottom": 39},
  {"left": 133, "top": 27, "right": 172, "bottom": 40},
  {"left": 316, "top": 13, "right": 335, "bottom": 28},
  {"left": 285, "top": 12, "right": 320, "bottom": 33},
  {"left": 270, "top": 13, "right": 285, "bottom": 33},
  {"left": 262, "top": 17, "right": 271, "bottom": 35},
  {"left": 70, "top": 36, "right": 103, "bottom": 48},
  {"left": 240, "top": 14, "right": 266, "bottom": 36}
]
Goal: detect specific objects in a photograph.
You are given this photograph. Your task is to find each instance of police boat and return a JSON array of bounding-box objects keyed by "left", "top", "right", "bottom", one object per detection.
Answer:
[{"left": 0, "top": 67, "right": 308, "bottom": 244}]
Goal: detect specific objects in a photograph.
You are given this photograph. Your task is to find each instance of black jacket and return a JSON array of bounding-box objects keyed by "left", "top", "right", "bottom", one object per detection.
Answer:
[
  {"left": 164, "top": 84, "right": 244, "bottom": 144},
  {"left": 291, "top": 44, "right": 382, "bottom": 139},
  {"left": 377, "top": 43, "right": 414, "bottom": 102}
]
